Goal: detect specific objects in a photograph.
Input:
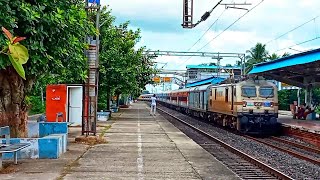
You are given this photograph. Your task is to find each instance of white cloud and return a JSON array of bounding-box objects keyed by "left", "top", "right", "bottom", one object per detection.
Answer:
[
  {"left": 102, "top": 0, "right": 320, "bottom": 75},
  {"left": 101, "top": 0, "right": 216, "bottom": 21}
]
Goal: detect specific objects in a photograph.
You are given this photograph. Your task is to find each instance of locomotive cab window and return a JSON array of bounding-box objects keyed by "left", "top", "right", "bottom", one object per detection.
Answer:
[
  {"left": 241, "top": 86, "right": 256, "bottom": 97},
  {"left": 259, "top": 87, "right": 274, "bottom": 98}
]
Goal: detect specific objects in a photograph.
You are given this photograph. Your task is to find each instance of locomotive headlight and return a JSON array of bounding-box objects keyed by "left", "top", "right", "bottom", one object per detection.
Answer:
[{"left": 243, "top": 101, "right": 247, "bottom": 107}]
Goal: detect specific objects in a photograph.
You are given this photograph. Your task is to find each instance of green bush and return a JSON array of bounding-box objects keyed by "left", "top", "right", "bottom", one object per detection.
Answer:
[{"left": 28, "top": 96, "right": 45, "bottom": 115}]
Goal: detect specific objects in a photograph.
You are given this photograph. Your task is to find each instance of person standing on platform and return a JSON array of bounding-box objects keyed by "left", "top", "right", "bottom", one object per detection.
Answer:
[{"left": 150, "top": 94, "right": 157, "bottom": 116}]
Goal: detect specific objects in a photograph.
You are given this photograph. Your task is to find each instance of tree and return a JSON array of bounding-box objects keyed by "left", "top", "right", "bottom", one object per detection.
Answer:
[
  {"left": 282, "top": 52, "right": 291, "bottom": 57},
  {"left": 98, "top": 7, "right": 155, "bottom": 110},
  {"left": 245, "top": 43, "right": 269, "bottom": 73},
  {"left": 0, "top": 0, "right": 95, "bottom": 137},
  {"left": 268, "top": 53, "right": 280, "bottom": 61}
]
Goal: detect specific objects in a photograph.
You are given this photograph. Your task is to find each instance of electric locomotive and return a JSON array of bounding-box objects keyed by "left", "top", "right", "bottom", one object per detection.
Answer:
[{"left": 154, "top": 78, "right": 279, "bottom": 135}]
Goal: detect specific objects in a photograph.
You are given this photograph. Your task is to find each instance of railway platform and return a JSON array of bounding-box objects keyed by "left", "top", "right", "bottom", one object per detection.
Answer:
[
  {"left": 278, "top": 111, "right": 320, "bottom": 134},
  {"left": 64, "top": 102, "right": 239, "bottom": 180},
  {"left": 277, "top": 111, "right": 320, "bottom": 147}
]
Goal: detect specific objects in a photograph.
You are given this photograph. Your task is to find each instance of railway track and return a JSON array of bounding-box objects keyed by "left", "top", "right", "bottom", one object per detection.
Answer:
[
  {"left": 244, "top": 135, "right": 320, "bottom": 166},
  {"left": 270, "top": 136, "right": 320, "bottom": 154},
  {"left": 157, "top": 106, "right": 293, "bottom": 180},
  {"left": 282, "top": 126, "right": 320, "bottom": 148}
]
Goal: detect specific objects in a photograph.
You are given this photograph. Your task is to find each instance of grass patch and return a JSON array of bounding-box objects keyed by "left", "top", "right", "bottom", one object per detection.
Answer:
[
  {"left": 74, "top": 125, "right": 111, "bottom": 146},
  {"left": 56, "top": 146, "right": 91, "bottom": 180},
  {"left": 100, "top": 125, "right": 111, "bottom": 137},
  {"left": 0, "top": 163, "right": 17, "bottom": 174}
]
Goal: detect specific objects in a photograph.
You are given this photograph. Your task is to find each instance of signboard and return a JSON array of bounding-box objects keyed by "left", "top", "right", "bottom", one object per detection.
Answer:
[
  {"left": 89, "top": 71, "right": 96, "bottom": 85},
  {"left": 281, "top": 82, "right": 291, "bottom": 87},
  {"left": 89, "top": 87, "right": 95, "bottom": 97},
  {"left": 153, "top": 77, "right": 161, "bottom": 83},
  {"left": 88, "top": 0, "right": 100, "bottom": 5},
  {"left": 163, "top": 77, "right": 171, "bottom": 82}
]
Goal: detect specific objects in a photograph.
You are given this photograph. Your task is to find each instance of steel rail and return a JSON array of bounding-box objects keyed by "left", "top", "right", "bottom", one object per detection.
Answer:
[
  {"left": 270, "top": 136, "right": 320, "bottom": 154},
  {"left": 244, "top": 135, "right": 320, "bottom": 166},
  {"left": 157, "top": 107, "right": 293, "bottom": 180}
]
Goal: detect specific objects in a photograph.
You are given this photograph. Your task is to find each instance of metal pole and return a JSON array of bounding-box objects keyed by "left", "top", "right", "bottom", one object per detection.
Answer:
[
  {"left": 83, "top": 0, "right": 89, "bottom": 136},
  {"left": 94, "top": 6, "right": 101, "bottom": 135},
  {"left": 243, "top": 54, "right": 246, "bottom": 75},
  {"left": 41, "top": 87, "right": 44, "bottom": 105},
  {"left": 240, "top": 57, "right": 243, "bottom": 77},
  {"left": 297, "top": 88, "right": 301, "bottom": 106}
]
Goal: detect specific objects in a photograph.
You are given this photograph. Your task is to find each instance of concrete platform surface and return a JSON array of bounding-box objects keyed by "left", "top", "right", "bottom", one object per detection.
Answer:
[
  {"left": 278, "top": 113, "right": 320, "bottom": 134},
  {"left": 64, "top": 102, "right": 239, "bottom": 180}
]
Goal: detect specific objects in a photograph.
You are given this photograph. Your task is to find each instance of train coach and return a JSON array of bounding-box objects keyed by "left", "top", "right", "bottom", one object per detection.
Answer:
[
  {"left": 137, "top": 93, "right": 153, "bottom": 101},
  {"left": 155, "top": 79, "right": 279, "bottom": 135}
]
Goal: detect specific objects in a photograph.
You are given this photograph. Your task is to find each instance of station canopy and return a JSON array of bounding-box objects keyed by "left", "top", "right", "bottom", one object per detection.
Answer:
[
  {"left": 249, "top": 48, "right": 320, "bottom": 88},
  {"left": 186, "top": 76, "right": 225, "bottom": 88}
]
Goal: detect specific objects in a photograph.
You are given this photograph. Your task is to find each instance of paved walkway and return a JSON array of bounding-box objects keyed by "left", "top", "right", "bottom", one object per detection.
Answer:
[{"left": 64, "top": 102, "right": 239, "bottom": 180}]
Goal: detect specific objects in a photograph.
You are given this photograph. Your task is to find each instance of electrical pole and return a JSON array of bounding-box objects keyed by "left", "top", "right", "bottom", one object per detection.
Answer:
[{"left": 83, "top": 0, "right": 100, "bottom": 136}]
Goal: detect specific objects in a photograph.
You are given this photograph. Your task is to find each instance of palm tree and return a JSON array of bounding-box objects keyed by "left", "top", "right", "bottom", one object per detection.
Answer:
[
  {"left": 268, "top": 53, "right": 280, "bottom": 61},
  {"left": 282, "top": 52, "right": 291, "bottom": 57},
  {"left": 245, "top": 43, "right": 269, "bottom": 74}
]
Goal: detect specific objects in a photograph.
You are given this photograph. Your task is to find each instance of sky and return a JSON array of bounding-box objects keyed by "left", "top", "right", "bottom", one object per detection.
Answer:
[
  {"left": 101, "top": 0, "right": 320, "bottom": 70},
  {"left": 100, "top": 0, "right": 320, "bottom": 92}
]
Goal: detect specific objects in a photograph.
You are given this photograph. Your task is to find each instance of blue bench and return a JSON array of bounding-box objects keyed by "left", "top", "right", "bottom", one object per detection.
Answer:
[{"left": 0, "top": 126, "right": 30, "bottom": 169}]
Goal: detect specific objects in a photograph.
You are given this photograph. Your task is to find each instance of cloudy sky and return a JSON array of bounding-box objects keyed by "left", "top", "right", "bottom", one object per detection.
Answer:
[{"left": 100, "top": 0, "right": 320, "bottom": 72}]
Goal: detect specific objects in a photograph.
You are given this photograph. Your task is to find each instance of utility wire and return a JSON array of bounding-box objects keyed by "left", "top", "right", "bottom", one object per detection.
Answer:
[
  {"left": 178, "top": 0, "right": 264, "bottom": 67},
  {"left": 198, "top": 0, "right": 264, "bottom": 51},
  {"left": 273, "top": 36, "right": 320, "bottom": 53},
  {"left": 193, "top": 0, "right": 224, "bottom": 27},
  {"left": 176, "top": 1, "right": 227, "bottom": 68},
  {"left": 186, "top": 8, "right": 227, "bottom": 52},
  {"left": 265, "top": 15, "right": 320, "bottom": 45}
]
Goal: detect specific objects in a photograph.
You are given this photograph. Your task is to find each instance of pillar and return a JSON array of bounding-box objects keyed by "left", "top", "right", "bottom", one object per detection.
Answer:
[
  {"left": 304, "top": 85, "right": 312, "bottom": 107},
  {"left": 297, "top": 88, "right": 301, "bottom": 106}
]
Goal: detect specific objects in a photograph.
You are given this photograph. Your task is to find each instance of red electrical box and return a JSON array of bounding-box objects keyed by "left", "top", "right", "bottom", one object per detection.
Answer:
[
  {"left": 46, "top": 84, "right": 83, "bottom": 124},
  {"left": 46, "top": 84, "right": 67, "bottom": 122}
]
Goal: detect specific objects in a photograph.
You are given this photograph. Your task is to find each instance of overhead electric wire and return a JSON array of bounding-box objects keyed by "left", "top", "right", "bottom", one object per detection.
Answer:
[
  {"left": 187, "top": 8, "right": 228, "bottom": 52},
  {"left": 178, "top": 0, "right": 264, "bottom": 67},
  {"left": 265, "top": 15, "right": 320, "bottom": 45},
  {"left": 193, "top": 0, "right": 224, "bottom": 27},
  {"left": 178, "top": 0, "right": 236, "bottom": 68},
  {"left": 273, "top": 36, "right": 320, "bottom": 53},
  {"left": 176, "top": 1, "right": 228, "bottom": 68},
  {"left": 197, "top": 0, "right": 264, "bottom": 51},
  {"left": 266, "top": 15, "right": 320, "bottom": 53}
]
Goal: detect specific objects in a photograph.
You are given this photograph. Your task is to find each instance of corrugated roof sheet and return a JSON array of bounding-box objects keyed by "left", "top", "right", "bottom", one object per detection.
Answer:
[
  {"left": 186, "top": 65, "right": 241, "bottom": 69},
  {"left": 249, "top": 48, "right": 320, "bottom": 74},
  {"left": 186, "top": 76, "right": 225, "bottom": 88}
]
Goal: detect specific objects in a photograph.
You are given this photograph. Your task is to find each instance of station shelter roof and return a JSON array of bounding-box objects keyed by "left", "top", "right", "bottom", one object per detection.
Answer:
[
  {"left": 249, "top": 48, "right": 320, "bottom": 88},
  {"left": 186, "top": 64, "right": 241, "bottom": 70},
  {"left": 186, "top": 76, "right": 225, "bottom": 88}
]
